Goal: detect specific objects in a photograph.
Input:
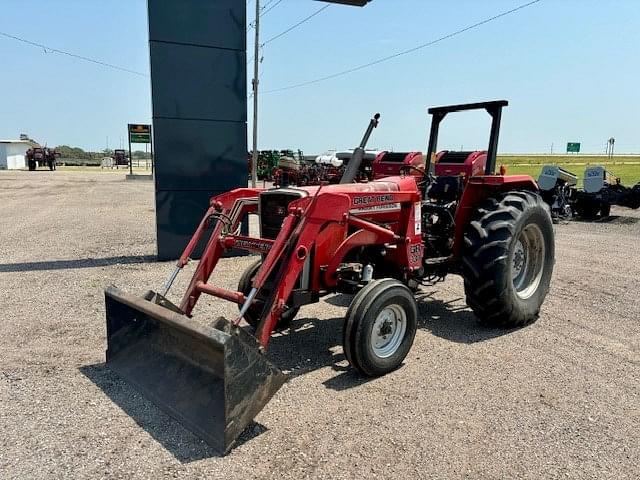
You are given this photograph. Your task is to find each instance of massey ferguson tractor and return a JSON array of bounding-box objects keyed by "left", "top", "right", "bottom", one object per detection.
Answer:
[{"left": 104, "top": 100, "right": 555, "bottom": 454}]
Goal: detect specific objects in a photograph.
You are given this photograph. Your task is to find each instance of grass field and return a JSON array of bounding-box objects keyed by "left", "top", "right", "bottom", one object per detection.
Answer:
[
  {"left": 56, "top": 165, "right": 151, "bottom": 173},
  {"left": 497, "top": 155, "right": 640, "bottom": 186}
]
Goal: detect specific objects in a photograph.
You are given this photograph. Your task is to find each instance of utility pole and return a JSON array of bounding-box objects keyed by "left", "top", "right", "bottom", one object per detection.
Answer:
[{"left": 250, "top": 0, "right": 260, "bottom": 188}]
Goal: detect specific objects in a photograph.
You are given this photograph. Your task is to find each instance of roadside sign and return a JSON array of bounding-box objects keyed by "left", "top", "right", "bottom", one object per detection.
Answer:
[
  {"left": 128, "top": 124, "right": 151, "bottom": 144},
  {"left": 127, "top": 123, "right": 154, "bottom": 176},
  {"left": 566, "top": 142, "right": 580, "bottom": 153}
]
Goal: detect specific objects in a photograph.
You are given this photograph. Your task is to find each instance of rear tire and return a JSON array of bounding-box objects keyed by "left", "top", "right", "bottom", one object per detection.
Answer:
[
  {"left": 462, "top": 191, "right": 554, "bottom": 328},
  {"left": 237, "top": 259, "right": 299, "bottom": 329},
  {"left": 343, "top": 279, "right": 417, "bottom": 377},
  {"left": 575, "top": 199, "right": 599, "bottom": 219},
  {"left": 599, "top": 203, "right": 611, "bottom": 218}
]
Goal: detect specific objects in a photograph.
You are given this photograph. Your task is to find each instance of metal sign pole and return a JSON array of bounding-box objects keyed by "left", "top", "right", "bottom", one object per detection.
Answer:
[{"left": 128, "top": 124, "right": 133, "bottom": 175}]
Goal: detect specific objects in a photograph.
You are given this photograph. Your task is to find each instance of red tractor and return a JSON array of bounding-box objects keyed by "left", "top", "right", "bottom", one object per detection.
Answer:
[
  {"left": 104, "top": 100, "right": 554, "bottom": 453},
  {"left": 26, "top": 147, "right": 60, "bottom": 171},
  {"left": 44, "top": 148, "right": 60, "bottom": 170},
  {"left": 26, "top": 147, "right": 44, "bottom": 171},
  {"left": 372, "top": 151, "right": 425, "bottom": 179}
]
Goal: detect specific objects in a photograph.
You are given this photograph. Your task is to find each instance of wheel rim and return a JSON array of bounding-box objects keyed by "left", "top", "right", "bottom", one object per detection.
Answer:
[
  {"left": 371, "top": 304, "right": 407, "bottom": 358},
  {"left": 511, "top": 223, "right": 546, "bottom": 299}
]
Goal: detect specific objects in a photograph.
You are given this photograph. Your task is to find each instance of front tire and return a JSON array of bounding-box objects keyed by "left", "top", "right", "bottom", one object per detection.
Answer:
[
  {"left": 462, "top": 191, "right": 554, "bottom": 328},
  {"left": 343, "top": 279, "right": 417, "bottom": 377},
  {"left": 237, "top": 259, "right": 299, "bottom": 330}
]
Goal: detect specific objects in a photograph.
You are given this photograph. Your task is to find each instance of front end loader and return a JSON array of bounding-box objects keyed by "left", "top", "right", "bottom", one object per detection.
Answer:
[{"left": 104, "top": 101, "right": 555, "bottom": 454}]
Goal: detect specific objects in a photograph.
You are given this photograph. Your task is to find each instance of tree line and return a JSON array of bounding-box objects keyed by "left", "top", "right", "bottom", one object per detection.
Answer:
[{"left": 55, "top": 145, "right": 152, "bottom": 160}]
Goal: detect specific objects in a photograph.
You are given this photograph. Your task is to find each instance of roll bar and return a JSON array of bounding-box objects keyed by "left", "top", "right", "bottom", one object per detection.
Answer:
[{"left": 424, "top": 100, "right": 508, "bottom": 179}]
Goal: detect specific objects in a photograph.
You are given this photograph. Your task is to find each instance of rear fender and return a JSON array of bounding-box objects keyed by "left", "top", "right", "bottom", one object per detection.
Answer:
[{"left": 453, "top": 175, "right": 538, "bottom": 256}]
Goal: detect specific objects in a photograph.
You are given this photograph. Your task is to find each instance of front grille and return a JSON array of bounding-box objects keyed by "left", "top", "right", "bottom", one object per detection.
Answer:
[{"left": 259, "top": 189, "right": 307, "bottom": 239}]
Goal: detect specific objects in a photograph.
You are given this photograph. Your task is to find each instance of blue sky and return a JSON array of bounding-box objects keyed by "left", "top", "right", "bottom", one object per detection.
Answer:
[{"left": 1, "top": 0, "right": 638, "bottom": 154}]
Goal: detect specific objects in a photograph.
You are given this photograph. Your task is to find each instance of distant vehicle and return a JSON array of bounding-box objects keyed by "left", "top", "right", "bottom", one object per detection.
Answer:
[
  {"left": 574, "top": 165, "right": 640, "bottom": 218},
  {"left": 25, "top": 147, "right": 59, "bottom": 171},
  {"left": 101, "top": 157, "right": 115, "bottom": 169},
  {"left": 112, "top": 149, "right": 129, "bottom": 168},
  {"left": 44, "top": 148, "right": 60, "bottom": 170}
]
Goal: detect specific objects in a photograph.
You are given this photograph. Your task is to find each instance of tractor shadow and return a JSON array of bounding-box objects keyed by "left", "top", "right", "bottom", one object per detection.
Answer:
[
  {"left": 0, "top": 255, "right": 157, "bottom": 273},
  {"left": 414, "top": 292, "right": 519, "bottom": 344},
  {"left": 267, "top": 291, "right": 517, "bottom": 392},
  {"left": 79, "top": 364, "right": 265, "bottom": 463},
  {"left": 267, "top": 303, "right": 376, "bottom": 391}
]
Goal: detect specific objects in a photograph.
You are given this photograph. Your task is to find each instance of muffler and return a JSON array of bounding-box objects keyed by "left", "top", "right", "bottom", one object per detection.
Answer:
[{"left": 104, "top": 286, "right": 286, "bottom": 454}]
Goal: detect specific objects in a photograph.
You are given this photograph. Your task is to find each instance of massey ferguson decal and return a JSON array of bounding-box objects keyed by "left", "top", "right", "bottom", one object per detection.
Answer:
[
  {"left": 350, "top": 203, "right": 401, "bottom": 214},
  {"left": 350, "top": 194, "right": 400, "bottom": 214},
  {"left": 235, "top": 239, "right": 272, "bottom": 253}
]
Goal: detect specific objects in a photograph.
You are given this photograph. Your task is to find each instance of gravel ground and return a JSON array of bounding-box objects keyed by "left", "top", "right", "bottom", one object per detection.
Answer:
[{"left": 1, "top": 170, "right": 638, "bottom": 479}]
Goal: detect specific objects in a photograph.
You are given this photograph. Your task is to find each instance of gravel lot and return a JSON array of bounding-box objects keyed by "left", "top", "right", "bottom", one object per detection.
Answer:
[{"left": 1, "top": 170, "right": 638, "bottom": 479}]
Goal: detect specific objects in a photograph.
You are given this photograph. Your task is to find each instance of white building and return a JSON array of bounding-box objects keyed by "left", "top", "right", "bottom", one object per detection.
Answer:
[{"left": 0, "top": 140, "right": 32, "bottom": 170}]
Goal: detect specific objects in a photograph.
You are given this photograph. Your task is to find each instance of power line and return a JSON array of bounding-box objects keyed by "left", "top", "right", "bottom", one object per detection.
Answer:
[
  {"left": 0, "top": 30, "right": 148, "bottom": 77},
  {"left": 263, "top": 0, "right": 541, "bottom": 94},
  {"left": 247, "top": 0, "right": 285, "bottom": 30},
  {"left": 261, "top": 0, "right": 285, "bottom": 17},
  {"left": 247, "top": 4, "right": 331, "bottom": 64},
  {"left": 262, "top": 4, "right": 331, "bottom": 46}
]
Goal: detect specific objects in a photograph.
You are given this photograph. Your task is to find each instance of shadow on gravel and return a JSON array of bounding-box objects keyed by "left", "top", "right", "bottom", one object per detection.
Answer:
[
  {"left": 0, "top": 255, "right": 157, "bottom": 273},
  {"left": 268, "top": 316, "right": 346, "bottom": 376},
  {"left": 267, "top": 315, "right": 376, "bottom": 392},
  {"left": 79, "top": 364, "right": 266, "bottom": 462},
  {"left": 323, "top": 293, "right": 354, "bottom": 307},
  {"left": 268, "top": 291, "right": 518, "bottom": 390},
  {"left": 415, "top": 292, "right": 519, "bottom": 344}
]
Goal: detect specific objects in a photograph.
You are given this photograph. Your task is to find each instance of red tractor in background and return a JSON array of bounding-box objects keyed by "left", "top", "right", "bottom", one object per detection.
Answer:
[
  {"left": 26, "top": 147, "right": 59, "bottom": 171},
  {"left": 104, "top": 100, "right": 555, "bottom": 454},
  {"left": 44, "top": 148, "right": 60, "bottom": 170},
  {"left": 372, "top": 151, "right": 425, "bottom": 179}
]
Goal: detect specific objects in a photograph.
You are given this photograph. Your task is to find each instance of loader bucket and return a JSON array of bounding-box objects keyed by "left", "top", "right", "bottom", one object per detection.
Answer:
[{"left": 104, "top": 286, "right": 286, "bottom": 454}]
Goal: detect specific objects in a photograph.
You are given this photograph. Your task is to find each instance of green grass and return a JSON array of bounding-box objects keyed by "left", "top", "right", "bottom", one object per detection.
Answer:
[
  {"left": 498, "top": 154, "right": 640, "bottom": 165},
  {"left": 497, "top": 155, "right": 640, "bottom": 186}
]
